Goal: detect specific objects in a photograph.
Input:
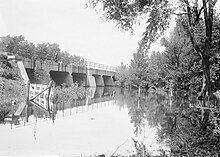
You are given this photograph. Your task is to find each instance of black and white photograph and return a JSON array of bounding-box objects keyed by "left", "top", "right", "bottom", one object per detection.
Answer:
[{"left": 0, "top": 0, "right": 220, "bottom": 156}]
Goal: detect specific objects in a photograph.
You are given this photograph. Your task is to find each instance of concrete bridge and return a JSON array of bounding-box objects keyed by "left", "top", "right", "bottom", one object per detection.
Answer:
[{"left": 23, "top": 59, "right": 117, "bottom": 87}]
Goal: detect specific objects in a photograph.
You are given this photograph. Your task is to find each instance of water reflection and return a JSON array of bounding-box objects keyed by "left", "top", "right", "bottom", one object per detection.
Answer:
[
  {"left": 0, "top": 87, "right": 172, "bottom": 156},
  {"left": 2, "top": 86, "right": 219, "bottom": 156},
  {"left": 51, "top": 87, "right": 118, "bottom": 120},
  {"left": 114, "top": 89, "right": 220, "bottom": 156},
  {"left": 1, "top": 87, "right": 140, "bottom": 156},
  {"left": 25, "top": 87, "right": 117, "bottom": 119},
  {"left": 127, "top": 89, "right": 220, "bottom": 157}
]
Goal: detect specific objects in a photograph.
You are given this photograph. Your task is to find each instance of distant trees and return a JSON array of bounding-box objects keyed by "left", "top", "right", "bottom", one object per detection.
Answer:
[
  {"left": 0, "top": 35, "right": 86, "bottom": 66},
  {"left": 129, "top": 48, "right": 149, "bottom": 90},
  {"left": 115, "top": 62, "right": 129, "bottom": 87},
  {"left": 115, "top": 49, "right": 150, "bottom": 93}
]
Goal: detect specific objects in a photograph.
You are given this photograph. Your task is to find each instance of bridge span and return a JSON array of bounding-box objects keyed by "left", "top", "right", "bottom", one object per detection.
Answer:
[{"left": 23, "top": 59, "right": 117, "bottom": 87}]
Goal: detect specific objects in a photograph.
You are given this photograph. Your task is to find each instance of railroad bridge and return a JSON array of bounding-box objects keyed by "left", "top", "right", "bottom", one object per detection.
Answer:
[{"left": 23, "top": 59, "right": 117, "bottom": 87}]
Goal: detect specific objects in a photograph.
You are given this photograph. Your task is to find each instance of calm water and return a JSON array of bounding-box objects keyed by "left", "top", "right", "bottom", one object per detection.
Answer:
[{"left": 0, "top": 87, "right": 164, "bottom": 157}]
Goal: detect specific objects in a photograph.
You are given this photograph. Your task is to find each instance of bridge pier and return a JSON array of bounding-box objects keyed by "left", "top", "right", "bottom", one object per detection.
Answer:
[
  {"left": 86, "top": 75, "right": 96, "bottom": 87},
  {"left": 86, "top": 69, "right": 96, "bottom": 87},
  {"left": 102, "top": 75, "right": 114, "bottom": 86},
  {"left": 93, "top": 75, "right": 104, "bottom": 87}
]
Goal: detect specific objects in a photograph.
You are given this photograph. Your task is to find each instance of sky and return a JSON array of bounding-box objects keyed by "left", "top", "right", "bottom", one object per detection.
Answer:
[
  {"left": 0, "top": 0, "right": 219, "bottom": 67},
  {"left": 0, "top": 0, "right": 145, "bottom": 67}
]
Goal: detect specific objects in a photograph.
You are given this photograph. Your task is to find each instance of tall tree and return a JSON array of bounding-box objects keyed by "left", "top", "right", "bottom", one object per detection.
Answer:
[
  {"left": 1, "top": 35, "right": 25, "bottom": 54},
  {"left": 115, "top": 62, "right": 129, "bottom": 87},
  {"left": 129, "top": 48, "right": 149, "bottom": 91}
]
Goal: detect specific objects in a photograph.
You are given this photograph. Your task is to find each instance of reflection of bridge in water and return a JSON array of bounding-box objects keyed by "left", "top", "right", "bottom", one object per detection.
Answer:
[
  {"left": 9, "top": 87, "right": 119, "bottom": 128},
  {"left": 53, "top": 87, "right": 118, "bottom": 119}
]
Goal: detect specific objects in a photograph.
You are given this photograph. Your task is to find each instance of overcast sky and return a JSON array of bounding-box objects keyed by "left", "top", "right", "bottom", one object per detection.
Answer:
[{"left": 0, "top": 0, "right": 219, "bottom": 67}]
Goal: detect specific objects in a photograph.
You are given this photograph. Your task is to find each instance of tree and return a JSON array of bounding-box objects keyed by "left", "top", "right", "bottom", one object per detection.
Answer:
[
  {"left": 115, "top": 62, "right": 129, "bottom": 87},
  {"left": 129, "top": 48, "right": 149, "bottom": 90},
  {"left": 1, "top": 35, "right": 86, "bottom": 67},
  {"left": 147, "top": 51, "right": 167, "bottom": 89},
  {"left": 88, "top": 0, "right": 219, "bottom": 102},
  {"left": 160, "top": 18, "right": 203, "bottom": 98},
  {"left": 17, "top": 41, "right": 36, "bottom": 59},
  {"left": 0, "top": 35, "right": 37, "bottom": 59},
  {"left": 1, "top": 35, "right": 25, "bottom": 54},
  {"left": 35, "top": 43, "right": 57, "bottom": 61}
]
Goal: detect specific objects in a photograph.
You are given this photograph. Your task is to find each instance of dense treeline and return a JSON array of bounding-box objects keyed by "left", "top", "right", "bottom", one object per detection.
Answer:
[
  {"left": 0, "top": 35, "right": 86, "bottom": 66},
  {"left": 116, "top": 14, "right": 220, "bottom": 99},
  {"left": 114, "top": 15, "right": 220, "bottom": 156}
]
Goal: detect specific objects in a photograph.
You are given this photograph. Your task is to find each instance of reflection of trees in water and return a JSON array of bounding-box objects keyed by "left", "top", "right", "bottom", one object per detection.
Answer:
[
  {"left": 116, "top": 89, "right": 148, "bottom": 135},
  {"left": 116, "top": 89, "right": 170, "bottom": 135},
  {"left": 117, "top": 89, "right": 220, "bottom": 156}
]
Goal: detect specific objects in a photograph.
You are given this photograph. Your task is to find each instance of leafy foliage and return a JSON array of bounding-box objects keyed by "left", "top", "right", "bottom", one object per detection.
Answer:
[
  {"left": 115, "top": 62, "right": 129, "bottom": 87},
  {"left": 0, "top": 35, "right": 86, "bottom": 66},
  {"left": 129, "top": 49, "right": 149, "bottom": 88},
  {"left": 88, "top": 0, "right": 172, "bottom": 50}
]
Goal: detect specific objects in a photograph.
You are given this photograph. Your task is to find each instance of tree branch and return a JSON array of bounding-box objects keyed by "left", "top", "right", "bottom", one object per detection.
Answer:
[
  {"left": 183, "top": 0, "right": 204, "bottom": 57},
  {"left": 195, "top": 0, "right": 210, "bottom": 23}
]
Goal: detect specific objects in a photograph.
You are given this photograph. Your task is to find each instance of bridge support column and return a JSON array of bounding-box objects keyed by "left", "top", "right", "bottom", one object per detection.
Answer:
[
  {"left": 102, "top": 75, "right": 114, "bottom": 86},
  {"left": 86, "top": 69, "right": 96, "bottom": 87},
  {"left": 93, "top": 75, "right": 104, "bottom": 87},
  {"left": 86, "top": 76, "right": 96, "bottom": 87}
]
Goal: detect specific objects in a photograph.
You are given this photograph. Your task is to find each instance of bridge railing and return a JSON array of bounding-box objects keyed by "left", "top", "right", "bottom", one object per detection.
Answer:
[
  {"left": 23, "top": 59, "right": 117, "bottom": 72},
  {"left": 86, "top": 61, "right": 116, "bottom": 72}
]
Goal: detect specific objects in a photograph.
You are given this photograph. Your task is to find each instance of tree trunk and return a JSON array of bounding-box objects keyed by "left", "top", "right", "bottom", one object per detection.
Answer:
[
  {"left": 137, "top": 85, "right": 141, "bottom": 108},
  {"left": 198, "top": 55, "right": 214, "bottom": 103}
]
